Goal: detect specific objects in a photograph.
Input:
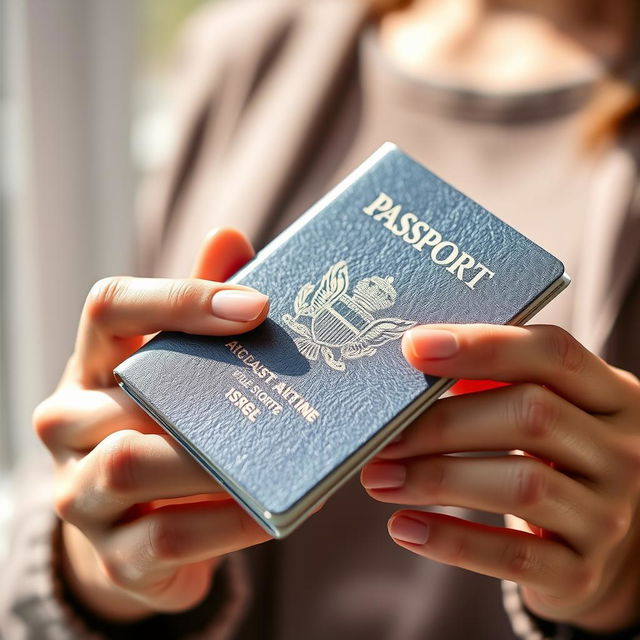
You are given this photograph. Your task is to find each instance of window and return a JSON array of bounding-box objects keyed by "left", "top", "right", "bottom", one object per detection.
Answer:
[{"left": 0, "top": 0, "right": 213, "bottom": 559}]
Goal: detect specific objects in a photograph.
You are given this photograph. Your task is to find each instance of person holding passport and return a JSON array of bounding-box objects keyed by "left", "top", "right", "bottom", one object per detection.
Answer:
[{"left": 2, "top": 0, "right": 640, "bottom": 638}]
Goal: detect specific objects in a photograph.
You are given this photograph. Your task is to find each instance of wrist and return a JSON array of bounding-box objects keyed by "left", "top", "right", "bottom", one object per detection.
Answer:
[
  {"left": 60, "top": 521, "right": 155, "bottom": 623},
  {"left": 547, "top": 579, "right": 640, "bottom": 634},
  {"left": 505, "top": 579, "right": 640, "bottom": 639}
]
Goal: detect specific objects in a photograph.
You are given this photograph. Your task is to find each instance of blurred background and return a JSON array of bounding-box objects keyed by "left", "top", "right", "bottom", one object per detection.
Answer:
[{"left": 0, "top": 0, "right": 214, "bottom": 560}]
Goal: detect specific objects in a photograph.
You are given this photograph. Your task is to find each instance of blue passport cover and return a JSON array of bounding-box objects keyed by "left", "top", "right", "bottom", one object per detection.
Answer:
[{"left": 114, "top": 143, "right": 568, "bottom": 537}]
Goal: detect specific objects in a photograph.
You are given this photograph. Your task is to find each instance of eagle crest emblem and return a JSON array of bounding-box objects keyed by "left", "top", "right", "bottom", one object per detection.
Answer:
[{"left": 282, "top": 260, "right": 416, "bottom": 371}]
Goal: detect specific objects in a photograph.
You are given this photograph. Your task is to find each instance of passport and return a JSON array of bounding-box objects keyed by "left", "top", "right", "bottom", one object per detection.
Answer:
[{"left": 114, "top": 143, "right": 570, "bottom": 537}]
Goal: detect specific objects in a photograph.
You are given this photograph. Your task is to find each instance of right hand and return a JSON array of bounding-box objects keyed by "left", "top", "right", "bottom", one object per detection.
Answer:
[{"left": 33, "top": 228, "right": 272, "bottom": 621}]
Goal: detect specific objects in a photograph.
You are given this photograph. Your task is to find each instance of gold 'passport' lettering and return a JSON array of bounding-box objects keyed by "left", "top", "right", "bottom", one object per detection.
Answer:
[{"left": 362, "top": 192, "right": 495, "bottom": 290}]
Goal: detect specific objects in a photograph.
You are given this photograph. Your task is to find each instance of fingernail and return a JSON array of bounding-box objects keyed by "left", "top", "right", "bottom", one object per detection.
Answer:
[
  {"left": 407, "top": 328, "right": 458, "bottom": 359},
  {"left": 361, "top": 462, "right": 406, "bottom": 489},
  {"left": 211, "top": 290, "right": 268, "bottom": 322},
  {"left": 389, "top": 516, "right": 429, "bottom": 545}
]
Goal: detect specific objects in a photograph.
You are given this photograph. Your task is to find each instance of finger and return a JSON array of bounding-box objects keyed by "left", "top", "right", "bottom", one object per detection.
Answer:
[
  {"left": 361, "top": 454, "right": 606, "bottom": 553},
  {"left": 55, "top": 430, "right": 225, "bottom": 528},
  {"left": 33, "top": 387, "right": 162, "bottom": 458},
  {"left": 75, "top": 276, "right": 269, "bottom": 387},
  {"left": 377, "top": 384, "right": 609, "bottom": 483},
  {"left": 190, "top": 227, "right": 255, "bottom": 281},
  {"left": 402, "top": 324, "right": 626, "bottom": 414},
  {"left": 386, "top": 510, "right": 586, "bottom": 599},
  {"left": 97, "top": 500, "right": 270, "bottom": 601}
]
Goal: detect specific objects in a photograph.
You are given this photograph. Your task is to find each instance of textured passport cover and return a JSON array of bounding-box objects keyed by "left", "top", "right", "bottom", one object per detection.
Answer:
[{"left": 114, "top": 143, "right": 568, "bottom": 537}]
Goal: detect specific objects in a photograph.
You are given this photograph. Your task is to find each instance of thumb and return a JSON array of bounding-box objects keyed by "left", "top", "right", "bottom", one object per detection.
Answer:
[{"left": 191, "top": 227, "right": 255, "bottom": 282}]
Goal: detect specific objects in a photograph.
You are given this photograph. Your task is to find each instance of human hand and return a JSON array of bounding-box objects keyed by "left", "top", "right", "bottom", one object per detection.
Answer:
[
  {"left": 360, "top": 324, "right": 640, "bottom": 632},
  {"left": 33, "top": 228, "right": 272, "bottom": 622}
]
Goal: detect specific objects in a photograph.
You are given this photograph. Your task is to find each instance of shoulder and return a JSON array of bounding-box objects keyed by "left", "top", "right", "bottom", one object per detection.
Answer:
[
  {"left": 180, "top": 0, "right": 298, "bottom": 47},
  {"left": 173, "top": 0, "right": 367, "bottom": 73},
  {"left": 175, "top": 0, "right": 315, "bottom": 69}
]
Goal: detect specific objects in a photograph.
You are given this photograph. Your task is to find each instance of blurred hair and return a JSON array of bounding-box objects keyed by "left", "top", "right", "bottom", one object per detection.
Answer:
[
  {"left": 364, "top": 0, "right": 640, "bottom": 148},
  {"left": 582, "top": 76, "right": 640, "bottom": 149}
]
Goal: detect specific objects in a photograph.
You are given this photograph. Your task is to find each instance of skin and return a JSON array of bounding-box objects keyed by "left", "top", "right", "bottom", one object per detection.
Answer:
[
  {"left": 377, "top": 0, "right": 632, "bottom": 91},
  {"left": 36, "top": 228, "right": 640, "bottom": 632},
  {"left": 365, "top": 3, "right": 640, "bottom": 631},
  {"left": 361, "top": 325, "right": 640, "bottom": 632},
  {"left": 33, "top": 0, "right": 640, "bottom": 631},
  {"left": 34, "top": 228, "right": 273, "bottom": 620}
]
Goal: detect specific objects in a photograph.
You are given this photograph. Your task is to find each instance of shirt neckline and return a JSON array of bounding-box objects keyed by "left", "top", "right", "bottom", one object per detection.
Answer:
[{"left": 359, "top": 23, "right": 604, "bottom": 123}]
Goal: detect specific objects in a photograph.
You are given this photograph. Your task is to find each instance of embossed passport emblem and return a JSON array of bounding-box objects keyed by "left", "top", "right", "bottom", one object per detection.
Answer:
[{"left": 282, "top": 260, "right": 416, "bottom": 371}]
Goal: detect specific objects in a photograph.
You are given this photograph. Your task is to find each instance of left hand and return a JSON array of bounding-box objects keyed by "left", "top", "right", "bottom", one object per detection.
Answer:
[{"left": 360, "top": 323, "right": 640, "bottom": 633}]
